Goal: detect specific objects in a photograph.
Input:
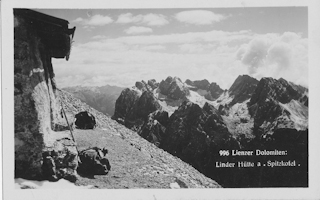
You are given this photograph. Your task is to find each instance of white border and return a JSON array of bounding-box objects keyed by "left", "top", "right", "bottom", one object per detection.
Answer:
[{"left": 2, "top": 0, "right": 320, "bottom": 199}]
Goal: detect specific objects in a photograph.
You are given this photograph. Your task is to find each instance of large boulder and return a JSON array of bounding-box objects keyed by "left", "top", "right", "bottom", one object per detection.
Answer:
[{"left": 74, "top": 111, "right": 96, "bottom": 129}]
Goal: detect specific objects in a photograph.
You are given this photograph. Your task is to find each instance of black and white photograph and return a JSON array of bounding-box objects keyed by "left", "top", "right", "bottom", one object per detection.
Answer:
[{"left": 2, "top": 0, "right": 320, "bottom": 199}]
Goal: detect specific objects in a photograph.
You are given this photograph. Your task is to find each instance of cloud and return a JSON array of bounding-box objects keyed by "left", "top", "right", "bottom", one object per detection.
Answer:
[
  {"left": 240, "top": 37, "right": 271, "bottom": 73},
  {"left": 116, "top": 13, "right": 169, "bottom": 26},
  {"left": 140, "top": 45, "right": 166, "bottom": 51},
  {"left": 96, "top": 30, "right": 253, "bottom": 46},
  {"left": 72, "top": 14, "right": 113, "bottom": 26},
  {"left": 124, "top": 26, "right": 153, "bottom": 34},
  {"left": 73, "top": 17, "right": 83, "bottom": 23},
  {"left": 116, "top": 13, "right": 141, "bottom": 24},
  {"left": 92, "top": 35, "right": 107, "bottom": 40},
  {"left": 266, "top": 42, "right": 291, "bottom": 69},
  {"left": 179, "top": 43, "right": 204, "bottom": 53},
  {"left": 236, "top": 32, "right": 308, "bottom": 87},
  {"left": 53, "top": 30, "right": 255, "bottom": 88},
  {"left": 54, "top": 30, "right": 307, "bottom": 89},
  {"left": 175, "top": 10, "right": 227, "bottom": 25},
  {"left": 141, "top": 14, "right": 169, "bottom": 26}
]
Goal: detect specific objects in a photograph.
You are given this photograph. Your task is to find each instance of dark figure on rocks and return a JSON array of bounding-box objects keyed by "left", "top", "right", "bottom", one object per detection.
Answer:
[
  {"left": 74, "top": 111, "right": 96, "bottom": 129},
  {"left": 78, "top": 147, "right": 111, "bottom": 176}
]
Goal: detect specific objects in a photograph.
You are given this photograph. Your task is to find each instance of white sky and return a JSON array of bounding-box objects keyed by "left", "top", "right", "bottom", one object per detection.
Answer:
[{"left": 37, "top": 7, "right": 308, "bottom": 89}]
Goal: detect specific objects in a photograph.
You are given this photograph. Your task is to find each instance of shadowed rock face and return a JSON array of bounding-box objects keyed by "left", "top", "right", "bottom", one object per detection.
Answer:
[
  {"left": 228, "top": 75, "right": 259, "bottom": 105},
  {"left": 14, "top": 10, "right": 78, "bottom": 181},
  {"left": 248, "top": 77, "right": 308, "bottom": 128},
  {"left": 112, "top": 88, "right": 140, "bottom": 124},
  {"left": 140, "top": 110, "right": 169, "bottom": 147},
  {"left": 186, "top": 79, "right": 210, "bottom": 90},
  {"left": 160, "top": 101, "right": 240, "bottom": 184},
  {"left": 159, "top": 77, "right": 190, "bottom": 100},
  {"left": 186, "top": 79, "right": 223, "bottom": 100},
  {"left": 147, "top": 79, "right": 159, "bottom": 90},
  {"left": 208, "top": 82, "right": 224, "bottom": 100},
  {"left": 112, "top": 89, "right": 161, "bottom": 131}
]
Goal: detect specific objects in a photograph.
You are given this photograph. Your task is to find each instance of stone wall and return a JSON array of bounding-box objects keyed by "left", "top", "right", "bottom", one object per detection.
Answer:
[{"left": 14, "top": 14, "right": 78, "bottom": 181}]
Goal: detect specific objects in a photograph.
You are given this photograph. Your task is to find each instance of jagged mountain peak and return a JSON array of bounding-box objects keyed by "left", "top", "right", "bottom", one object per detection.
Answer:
[
  {"left": 185, "top": 79, "right": 223, "bottom": 101},
  {"left": 250, "top": 77, "right": 306, "bottom": 105},
  {"left": 227, "top": 75, "right": 259, "bottom": 105},
  {"left": 229, "top": 75, "right": 258, "bottom": 93},
  {"left": 159, "top": 76, "right": 190, "bottom": 100},
  {"left": 185, "top": 79, "right": 210, "bottom": 90}
]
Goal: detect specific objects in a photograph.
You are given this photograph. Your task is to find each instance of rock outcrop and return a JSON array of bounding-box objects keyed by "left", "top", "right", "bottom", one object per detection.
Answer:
[
  {"left": 160, "top": 101, "right": 240, "bottom": 185},
  {"left": 112, "top": 88, "right": 161, "bottom": 131},
  {"left": 14, "top": 9, "right": 77, "bottom": 181},
  {"left": 248, "top": 77, "right": 308, "bottom": 132},
  {"left": 228, "top": 75, "right": 259, "bottom": 105},
  {"left": 159, "top": 76, "right": 190, "bottom": 100},
  {"left": 186, "top": 79, "right": 224, "bottom": 100}
]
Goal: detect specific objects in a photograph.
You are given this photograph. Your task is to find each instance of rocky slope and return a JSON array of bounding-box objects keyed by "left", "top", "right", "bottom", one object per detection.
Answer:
[
  {"left": 57, "top": 89, "right": 221, "bottom": 188},
  {"left": 113, "top": 75, "right": 308, "bottom": 187},
  {"left": 63, "top": 85, "right": 124, "bottom": 116}
]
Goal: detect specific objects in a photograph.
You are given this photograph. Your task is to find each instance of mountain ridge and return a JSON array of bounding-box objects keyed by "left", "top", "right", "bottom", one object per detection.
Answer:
[{"left": 112, "top": 74, "right": 308, "bottom": 187}]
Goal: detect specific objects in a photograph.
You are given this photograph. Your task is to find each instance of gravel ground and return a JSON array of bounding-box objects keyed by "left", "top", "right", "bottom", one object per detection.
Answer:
[
  {"left": 59, "top": 89, "right": 221, "bottom": 189},
  {"left": 73, "top": 127, "right": 220, "bottom": 189}
]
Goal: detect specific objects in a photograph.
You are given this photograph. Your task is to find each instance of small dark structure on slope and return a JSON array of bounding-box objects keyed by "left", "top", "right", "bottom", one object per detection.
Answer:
[{"left": 75, "top": 111, "right": 97, "bottom": 129}]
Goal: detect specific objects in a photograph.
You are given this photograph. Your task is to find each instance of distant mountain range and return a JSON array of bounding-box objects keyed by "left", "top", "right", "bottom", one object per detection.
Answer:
[
  {"left": 112, "top": 75, "right": 308, "bottom": 188},
  {"left": 63, "top": 85, "right": 124, "bottom": 116}
]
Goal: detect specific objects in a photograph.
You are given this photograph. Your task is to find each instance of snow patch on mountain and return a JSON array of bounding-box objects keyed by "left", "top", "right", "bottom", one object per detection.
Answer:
[
  {"left": 215, "top": 91, "right": 233, "bottom": 105},
  {"left": 187, "top": 90, "right": 217, "bottom": 108},
  {"left": 279, "top": 99, "right": 308, "bottom": 131},
  {"left": 222, "top": 100, "right": 254, "bottom": 138},
  {"left": 196, "top": 89, "right": 209, "bottom": 96},
  {"left": 153, "top": 88, "right": 184, "bottom": 116}
]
